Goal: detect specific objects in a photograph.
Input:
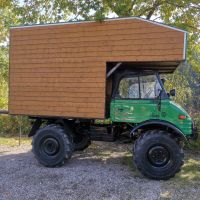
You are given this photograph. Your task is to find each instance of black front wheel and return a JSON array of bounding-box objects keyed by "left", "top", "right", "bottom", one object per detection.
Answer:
[{"left": 134, "top": 130, "right": 184, "bottom": 180}]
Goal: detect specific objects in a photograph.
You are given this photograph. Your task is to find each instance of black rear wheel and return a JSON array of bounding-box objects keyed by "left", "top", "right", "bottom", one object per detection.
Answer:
[
  {"left": 32, "top": 124, "right": 73, "bottom": 167},
  {"left": 134, "top": 130, "right": 184, "bottom": 180},
  {"left": 73, "top": 132, "right": 91, "bottom": 151}
]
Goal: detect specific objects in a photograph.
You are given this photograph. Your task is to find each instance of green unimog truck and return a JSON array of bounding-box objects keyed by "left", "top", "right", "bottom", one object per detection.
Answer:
[{"left": 7, "top": 17, "right": 198, "bottom": 180}]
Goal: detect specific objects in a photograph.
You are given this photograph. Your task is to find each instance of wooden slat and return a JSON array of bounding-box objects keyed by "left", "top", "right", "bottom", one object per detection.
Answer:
[
  {"left": 10, "top": 84, "right": 104, "bottom": 89},
  {"left": 10, "top": 43, "right": 184, "bottom": 56},
  {"left": 10, "top": 103, "right": 105, "bottom": 112},
  {"left": 10, "top": 20, "right": 164, "bottom": 36},
  {"left": 11, "top": 38, "right": 183, "bottom": 51},
  {"left": 10, "top": 99, "right": 104, "bottom": 108},
  {"left": 10, "top": 91, "right": 104, "bottom": 98},
  {"left": 12, "top": 28, "right": 177, "bottom": 42},
  {"left": 9, "top": 109, "right": 105, "bottom": 119},
  {"left": 10, "top": 67, "right": 105, "bottom": 73},
  {"left": 11, "top": 72, "right": 105, "bottom": 78},
  {"left": 9, "top": 107, "right": 104, "bottom": 115},
  {"left": 9, "top": 106, "right": 104, "bottom": 114},
  {"left": 10, "top": 86, "right": 105, "bottom": 93},
  {"left": 11, "top": 32, "right": 182, "bottom": 46},
  {"left": 10, "top": 49, "right": 183, "bottom": 60},
  {"left": 10, "top": 62, "right": 104, "bottom": 68},
  {"left": 10, "top": 77, "right": 105, "bottom": 84},
  {"left": 10, "top": 55, "right": 184, "bottom": 65}
]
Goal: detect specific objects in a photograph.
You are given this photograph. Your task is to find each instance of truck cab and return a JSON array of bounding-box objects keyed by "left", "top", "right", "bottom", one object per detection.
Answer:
[{"left": 110, "top": 70, "right": 193, "bottom": 137}]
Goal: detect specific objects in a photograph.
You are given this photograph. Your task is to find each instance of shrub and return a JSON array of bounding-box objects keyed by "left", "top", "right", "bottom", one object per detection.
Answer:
[
  {"left": 0, "top": 115, "right": 31, "bottom": 136},
  {"left": 189, "top": 113, "right": 200, "bottom": 151}
]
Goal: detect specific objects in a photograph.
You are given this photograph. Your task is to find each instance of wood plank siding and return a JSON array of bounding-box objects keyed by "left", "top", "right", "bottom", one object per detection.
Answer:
[{"left": 9, "top": 17, "right": 186, "bottom": 118}]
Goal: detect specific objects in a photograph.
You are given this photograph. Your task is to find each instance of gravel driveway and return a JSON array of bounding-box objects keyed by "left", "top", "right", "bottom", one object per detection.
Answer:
[{"left": 0, "top": 141, "right": 200, "bottom": 200}]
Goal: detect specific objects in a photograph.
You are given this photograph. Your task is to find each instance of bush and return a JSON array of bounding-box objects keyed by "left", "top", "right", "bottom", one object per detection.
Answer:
[
  {"left": 189, "top": 113, "right": 200, "bottom": 151},
  {"left": 0, "top": 115, "right": 31, "bottom": 137}
]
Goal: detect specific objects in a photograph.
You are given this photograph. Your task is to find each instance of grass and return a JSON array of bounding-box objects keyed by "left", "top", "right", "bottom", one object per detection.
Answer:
[
  {"left": 121, "top": 152, "right": 133, "bottom": 169},
  {"left": 0, "top": 136, "right": 31, "bottom": 147},
  {"left": 122, "top": 150, "right": 200, "bottom": 182},
  {"left": 178, "top": 157, "right": 200, "bottom": 181},
  {"left": 121, "top": 151, "right": 143, "bottom": 178},
  {"left": 189, "top": 139, "right": 200, "bottom": 151}
]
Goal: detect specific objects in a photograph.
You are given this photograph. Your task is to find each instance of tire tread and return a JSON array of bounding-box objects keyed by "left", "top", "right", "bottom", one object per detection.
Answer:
[
  {"left": 32, "top": 124, "right": 73, "bottom": 167},
  {"left": 134, "top": 130, "right": 184, "bottom": 180}
]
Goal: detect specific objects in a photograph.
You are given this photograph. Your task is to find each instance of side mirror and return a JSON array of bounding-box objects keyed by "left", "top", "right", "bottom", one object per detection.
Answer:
[{"left": 169, "top": 89, "right": 176, "bottom": 97}]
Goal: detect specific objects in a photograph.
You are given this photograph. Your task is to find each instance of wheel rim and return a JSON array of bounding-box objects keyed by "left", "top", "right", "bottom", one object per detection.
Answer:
[
  {"left": 40, "top": 138, "right": 60, "bottom": 156},
  {"left": 147, "top": 145, "right": 170, "bottom": 167}
]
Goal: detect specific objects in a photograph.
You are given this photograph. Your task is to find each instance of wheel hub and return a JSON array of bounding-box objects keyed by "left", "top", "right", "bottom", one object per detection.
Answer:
[
  {"left": 41, "top": 138, "right": 59, "bottom": 156},
  {"left": 148, "top": 145, "right": 170, "bottom": 167}
]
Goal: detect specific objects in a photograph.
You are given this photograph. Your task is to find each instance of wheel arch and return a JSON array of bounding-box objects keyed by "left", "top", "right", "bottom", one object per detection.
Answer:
[
  {"left": 28, "top": 117, "right": 74, "bottom": 137},
  {"left": 131, "top": 120, "right": 188, "bottom": 142}
]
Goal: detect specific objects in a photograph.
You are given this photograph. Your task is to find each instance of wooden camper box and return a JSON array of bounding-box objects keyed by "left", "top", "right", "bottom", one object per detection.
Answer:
[{"left": 9, "top": 17, "right": 187, "bottom": 119}]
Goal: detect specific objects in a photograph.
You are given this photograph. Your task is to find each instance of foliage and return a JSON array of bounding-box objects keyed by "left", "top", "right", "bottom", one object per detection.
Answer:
[
  {"left": 163, "top": 63, "right": 200, "bottom": 117},
  {"left": 190, "top": 113, "right": 200, "bottom": 151},
  {"left": 164, "top": 65, "right": 192, "bottom": 109},
  {"left": 15, "top": 0, "right": 108, "bottom": 22},
  {"left": 0, "top": 47, "right": 8, "bottom": 109},
  {"left": 0, "top": 1, "right": 17, "bottom": 109},
  {"left": 0, "top": 115, "right": 31, "bottom": 136},
  {"left": 0, "top": 80, "right": 7, "bottom": 109},
  {"left": 0, "top": 0, "right": 19, "bottom": 44}
]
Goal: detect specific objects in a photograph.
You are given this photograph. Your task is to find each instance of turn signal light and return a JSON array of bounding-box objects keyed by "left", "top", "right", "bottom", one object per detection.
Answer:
[{"left": 179, "top": 115, "right": 187, "bottom": 120}]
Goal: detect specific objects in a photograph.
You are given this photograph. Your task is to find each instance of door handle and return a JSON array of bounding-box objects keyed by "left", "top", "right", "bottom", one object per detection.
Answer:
[{"left": 118, "top": 108, "right": 124, "bottom": 111}]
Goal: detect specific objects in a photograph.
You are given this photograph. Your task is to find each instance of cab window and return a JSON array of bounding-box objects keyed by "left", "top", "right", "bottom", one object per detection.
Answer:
[
  {"left": 140, "top": 75, "right": 162, "bottom": 99},
  {"left": 118, "top": 77, "right": 139, "bottom": 99}
]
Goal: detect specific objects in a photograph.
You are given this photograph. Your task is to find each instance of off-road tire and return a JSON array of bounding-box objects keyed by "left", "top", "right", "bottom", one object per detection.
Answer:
[
  {"left": 32, "top": 124, "right": 73, "bottom": 167},
  {"left": 73, "top": 133, "right": 91, "bottom": 151},
  {"left": 134, "top": 130, "right": 184, "bottom": 180}
]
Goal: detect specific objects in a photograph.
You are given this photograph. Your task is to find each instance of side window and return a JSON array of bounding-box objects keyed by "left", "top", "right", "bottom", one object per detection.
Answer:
[
  {"left": 140, "top": 75, "right": 162, "bottom": 99},
  {"left": 117, "top": 77, "right": 139, "bottom": 99}
]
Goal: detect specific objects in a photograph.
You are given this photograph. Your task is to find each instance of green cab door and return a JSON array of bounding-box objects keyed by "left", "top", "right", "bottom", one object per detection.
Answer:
[{"left": 110, "top": 74, "right": 162, "bottom": 123}]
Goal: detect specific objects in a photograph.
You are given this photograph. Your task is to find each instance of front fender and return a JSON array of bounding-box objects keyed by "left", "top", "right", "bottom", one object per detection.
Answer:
[{"left": 130, "top": 120, "right": 188, "bottom": 142}]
